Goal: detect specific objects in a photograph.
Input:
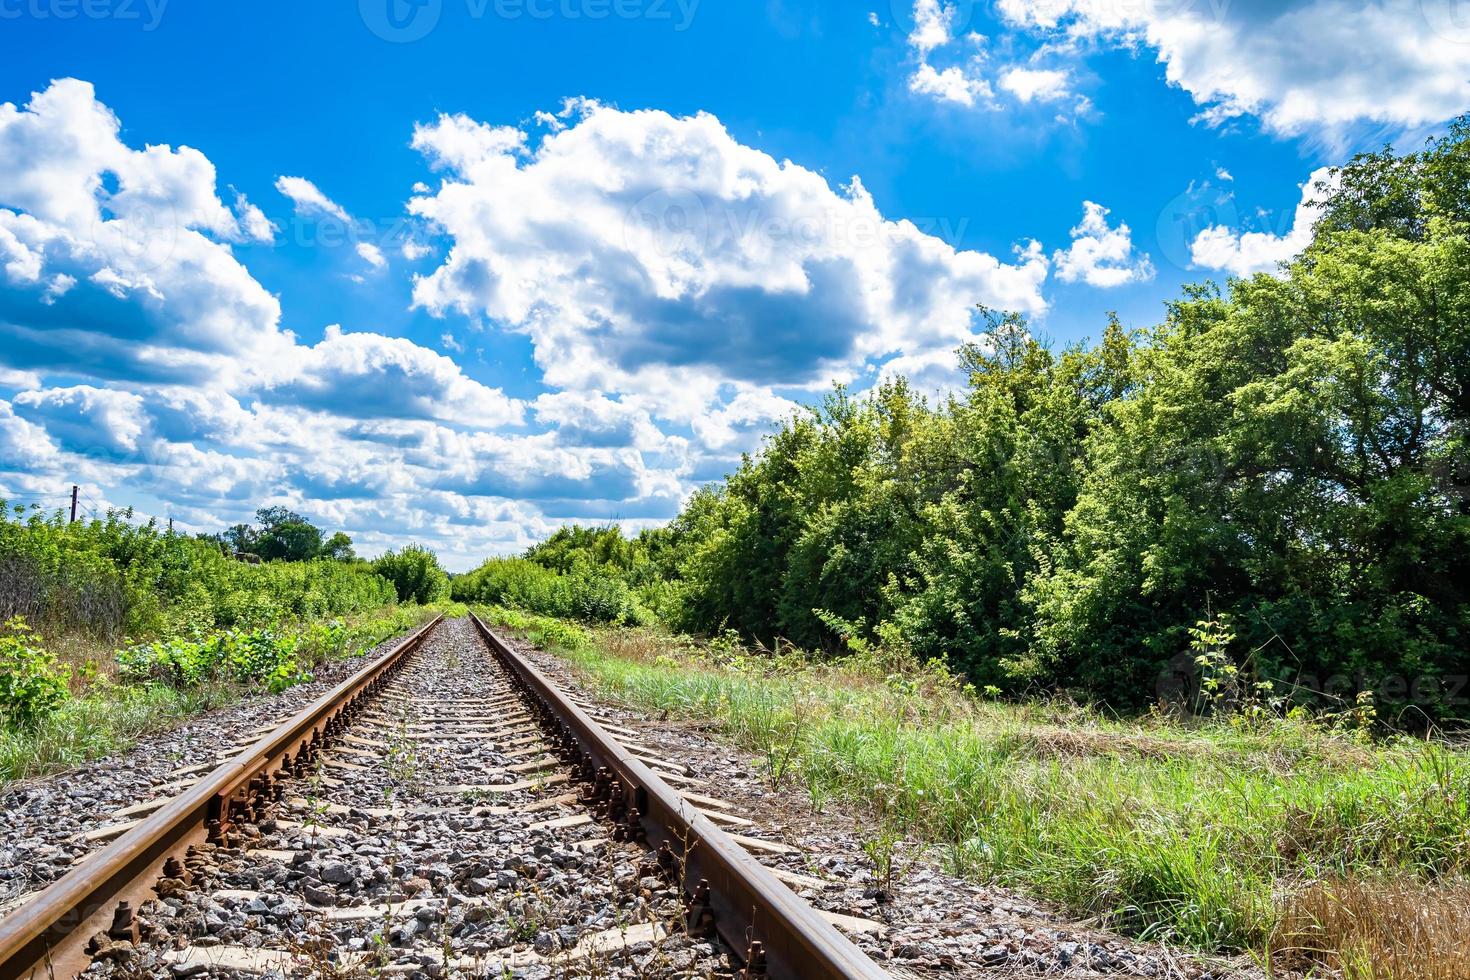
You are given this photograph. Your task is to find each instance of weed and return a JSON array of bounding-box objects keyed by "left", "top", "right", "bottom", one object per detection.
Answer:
[{"left": 519, "top": 614, "right": 1470, "bottom": 960}]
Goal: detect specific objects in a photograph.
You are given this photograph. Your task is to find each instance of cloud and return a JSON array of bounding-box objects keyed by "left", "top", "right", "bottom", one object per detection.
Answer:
[
  {"left": 258, "top": 325, "right": 524, "bottom": 427},
  {"left": 688, "top": 388, "right": 799, "bottom": 452},
  {"left": 908, "top": 0, "right": 956, "bottom": 55},
  {"left": 0, "top": 80, "right": 597, "bottom": 568},
  {"left": 1189, "top": 166, "right": 1338, "bottom": 277},
  {"left": 0, "top": 79, "right": 249, "bottom": 238},
  {"left": 0, "top": 400, "right": 61, "bottom": 472},
  {"left": 275, "top": 175, "right": 350, "bottom": 222},
  {"left": 996, "top": 0, "right": 1470, "bottom": 139},
  {"left": 234, "top": 193, "right": 276, "bottom": 242},
  {"left": 1053, "top": 201, "right": 1154, "bottom": 288},
  {"left": 12, "top": 385, "right": 146, "bottom": 457},
  {"left": 0, "top": 80, "right": 292, "bottom": 387},
  {"left": 0, "top": 366, "right": 40, "bottom": 389},
  {"left": 904, "top": 1, "right": 998, "bottom": 109},
  {"left": 998, "top": 66, "right": 1071, "bottom": 103},
  {"left": 910, "top": 63, "right": 993, "bottom": 107},
  {"left": 409, "top": 103, "right": 1049, "bottom": 416},
  {"left": 356, "top": 242, "right": 386, "bottom": 269}
]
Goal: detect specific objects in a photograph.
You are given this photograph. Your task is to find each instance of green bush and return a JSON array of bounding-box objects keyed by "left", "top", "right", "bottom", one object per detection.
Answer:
[
  {"left": 525, "top": 125, "right": 1470, "bottom": 722},
  {"left": 0, "top": 507, "right": 396, "bottom": 644},
  {"left": 0, "top": 618, "right": 71, "bottom": 730},
  {"left": 373, "top": 546, "right": 451, "bottom": 605},
  {"left": 116, "top": 627, "right": 307, "bottom": 693},
  {"left": 453, "top": 557, "right": 651, "bottom": 624}
]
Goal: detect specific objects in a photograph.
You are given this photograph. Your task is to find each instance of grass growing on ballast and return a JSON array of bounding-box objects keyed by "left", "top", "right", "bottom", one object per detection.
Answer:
[{"left": 475, "top": 604, "right": 1470, "bottom": 977}]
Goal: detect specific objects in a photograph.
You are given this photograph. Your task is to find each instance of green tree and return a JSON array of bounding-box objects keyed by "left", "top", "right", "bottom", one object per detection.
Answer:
[
  {"left": 373, "top": 546, "right": 450, "bottom": 604},
  {"left": 322, "top": 531, "right": 356, "bottom": 562},
  {"left": 252, "top": 507, "right": 323, "bottom": 563}
]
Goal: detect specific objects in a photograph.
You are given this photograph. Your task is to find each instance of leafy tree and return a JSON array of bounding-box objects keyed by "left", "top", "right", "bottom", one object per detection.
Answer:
[
  {"left": 322, "top": 531, "right": 356, "bottom": 562},
  {"left": 250, "top": 507, "right": 323, "bottom": 563},
  {"left": 489, "top": 123, "right": 1470, "bottom": 719},
  {"left": 221, "top": 523, "right": 258, "bottom": 555},
  {"left": 373, "top": 546, "right": 451, "bottom": 604}
]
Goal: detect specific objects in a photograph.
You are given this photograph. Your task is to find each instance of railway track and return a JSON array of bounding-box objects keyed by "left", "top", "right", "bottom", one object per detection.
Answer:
[{"left": 0, "top": 615, "right": 890, "bottom": 980}]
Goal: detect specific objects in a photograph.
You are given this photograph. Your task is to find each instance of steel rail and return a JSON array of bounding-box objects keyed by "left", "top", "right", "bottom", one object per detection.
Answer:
[
  {"left": 469, "top": 612, "right": 889, "bottom": 980},
  {"left": 0, "top": 614, "right": 444, "bottom": 980}
]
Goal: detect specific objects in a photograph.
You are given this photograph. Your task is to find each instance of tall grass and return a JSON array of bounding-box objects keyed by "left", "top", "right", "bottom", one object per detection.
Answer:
[
  {"left": 0, "top": 682, "right": 214, "bottom": 782},
  {"left": 477, "top": 608, "right": 1470, "bottom": 974}
]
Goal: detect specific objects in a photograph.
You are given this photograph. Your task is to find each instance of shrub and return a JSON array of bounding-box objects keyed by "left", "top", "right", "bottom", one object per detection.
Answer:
[
  {"left": 0, "top": 618, "right": 70, "bottom": 730},
  {"left": 0, "top": 506, "right": 396, "bottom": 643},
  {"left": 116, "top": 628, "right": 307, "bottom": 693},
  {"left": 373, "top": 546, "right": 451, "bottom": 605},
  {"left": 453, "top": 557, "right": 651, "bottom": 624}
]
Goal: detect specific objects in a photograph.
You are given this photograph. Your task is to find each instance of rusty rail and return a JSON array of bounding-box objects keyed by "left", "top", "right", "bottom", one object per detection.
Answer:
[
  {"left": 0, "top": 614, "right": 443, "bottom": 980},
  {"left": 468, "top": 612, "right": 889, "bottom": 980}
]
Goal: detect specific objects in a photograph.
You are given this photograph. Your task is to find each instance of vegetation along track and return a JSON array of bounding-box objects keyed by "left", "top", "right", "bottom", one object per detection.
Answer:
[{"left": 0, "top": 614, "right": 888, "bottom": 980}]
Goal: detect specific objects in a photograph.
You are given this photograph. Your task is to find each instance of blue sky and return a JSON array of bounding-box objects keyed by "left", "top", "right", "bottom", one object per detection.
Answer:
[{"left": 2, "top": 0, "right": 1467, "bottom": 568}]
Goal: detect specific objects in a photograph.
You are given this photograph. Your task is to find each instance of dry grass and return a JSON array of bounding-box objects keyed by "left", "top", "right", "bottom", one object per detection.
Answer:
[{"left": 1272, "top": 876, "right": 1470, "bottom": 980}]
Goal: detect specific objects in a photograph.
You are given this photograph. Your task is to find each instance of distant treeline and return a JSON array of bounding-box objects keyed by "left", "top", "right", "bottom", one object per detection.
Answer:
[
  {"left": 0, "top": 504, "right": 449, "bottom": 643},
  {"left": 459, "top": 123, "right": 1470, "bottom": 718}
]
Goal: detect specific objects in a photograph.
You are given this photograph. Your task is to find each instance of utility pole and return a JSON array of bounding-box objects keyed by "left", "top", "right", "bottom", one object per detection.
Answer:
[
  {"left": 167, "top": 518, "right": 174, "bottom": 535},
  {"left": 70, "top": 485, "right": 79, "bottom": 523}
]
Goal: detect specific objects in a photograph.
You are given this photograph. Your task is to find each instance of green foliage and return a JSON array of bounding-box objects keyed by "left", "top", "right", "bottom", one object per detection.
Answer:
[
  {"left": 474, "top": 604, "right": 591, "bottom": 651},
  {"left": 219, "top": 507, "right": 355, "bottom": 563},
  {"left": 0, "top": 681, "right": 208, "bottom": 782},
  {"left": 253, "top": 510, "right": 324, "bottom": 562},
  {"left": 452, "top": 554, "right": 653, "bottom": 624},
  {"left": 0, "top": 506, "right": 396, "bottom": 644},
  {"left": 554, "top": 626, "right": 1470, "bottom": 955},
  {"left": 116, "top": 628, "right": 307, "bottom": 693},
  {"left": 0, "top": 618, "right": 70, "bottom": 730},
  {"left": 373, "top": 545, "right": 451, "bottom": 605},
  {"left": 524, "top": 126, "right": 1470, "bottom": 721},
  {"left": 322, "top": 531, "right": 356, "bottom": 562}
]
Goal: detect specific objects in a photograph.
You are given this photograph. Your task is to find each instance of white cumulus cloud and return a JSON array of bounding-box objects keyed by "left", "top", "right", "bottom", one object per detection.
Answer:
[
  {"left": 996, "top": 0, "right": 1470, "bottom": 139},
  {"left": 998, "top": 66, "right": 1072, "bottom": 103},
  {"left": 1189, "top": 166, "right": 1338, "bottom": 277},
  {"left": 408, "top": 103, "right": 1049, "bottom": 418},
  {"left": 356, "top": 242, "right": 386, "bottom": 269},
  {"left": 1053, "top": 201, "right": 1154, "bottom": 288},
  {"left": 910, "top": 63, "right": 993, "bottom": 106}
]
